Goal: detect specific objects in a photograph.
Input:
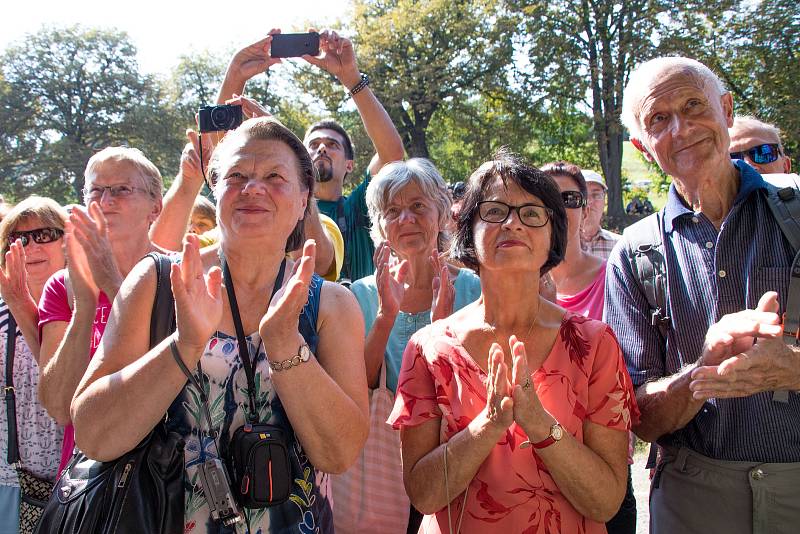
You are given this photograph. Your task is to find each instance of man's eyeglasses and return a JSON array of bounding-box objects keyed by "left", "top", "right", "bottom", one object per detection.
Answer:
[
  {"left": 561, "top": 190, "right": 586, "bottom": 209},
  {"left": 8, "top": 227, "right": 64, "bottom": 247},
  {"left": 83, "top": 184, "right": 148, "bottom": 201},
  {"left": 478, "top": 201, "right": 553, "bottom": 228},
  {"left": 587, "top": 191, "right": 606, "bottom": 202},
  {"left": 730, "top": 144, "right": 782, "bottom": 165}
]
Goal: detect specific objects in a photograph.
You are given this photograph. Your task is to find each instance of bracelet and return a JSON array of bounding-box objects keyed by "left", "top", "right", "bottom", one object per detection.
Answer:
[
  {"left": 346, "top": 73, "right": 370, "bottom": 99},
  {"left": 269, "top": 343, "right": 312, "bottom": 372}
]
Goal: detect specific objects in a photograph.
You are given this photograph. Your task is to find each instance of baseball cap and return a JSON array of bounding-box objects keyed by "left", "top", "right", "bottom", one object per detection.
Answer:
[{"left": 582, "top": 170, "right": 606, "bottom": 190}]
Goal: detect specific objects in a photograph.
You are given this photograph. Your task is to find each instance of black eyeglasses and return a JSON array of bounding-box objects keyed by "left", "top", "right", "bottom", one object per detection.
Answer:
[
  {"left": 730, "top": 144, "right": 782, "bottom": 165},
  {"left": 477, "top": 201, "right": 553, "bottom": 228},
  {"left": 8, "top": 227, "right": 64, "bottom": 247},
  {"left": 561, "top": 190, "right": 586, "bottom": 209}
]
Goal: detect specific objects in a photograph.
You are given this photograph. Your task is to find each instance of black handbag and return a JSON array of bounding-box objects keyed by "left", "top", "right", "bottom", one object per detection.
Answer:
[
  {"left": 4, "top": 312, "right": 55, "bottom": 534},
  {"left": 35, "top": 253, "right": 185, "bottom": 534}
]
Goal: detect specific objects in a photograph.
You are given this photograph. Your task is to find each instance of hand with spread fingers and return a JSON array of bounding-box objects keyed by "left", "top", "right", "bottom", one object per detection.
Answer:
[
  {"left": 430, "top": 249, "right": 454, "bottom": 322},
  {"left": 67, "top": 202, "right": 123, "bottom": 301},
  {"left": 374, "top": 241, "right": 408, "bottom": 320},
  {"left": 171, "top": 234, "right": 223, "bottom": 354},
  {"left": 302, "top": 28, "right": 360, "bottom": 86},
  {"left": 0, "top": 241, "right": 37, "bottom": 321},
  {"left": 225, "top": 30, "right": 283, "bottom": 84},
  {"left": 689, "top": 291, "right": 799, "bottom": 399},
  {"left": 259, "top": 239, "right": 317, "bottom": 352},
  {"left": 483, "top": 342, "right": 515, "bottom": 431}
]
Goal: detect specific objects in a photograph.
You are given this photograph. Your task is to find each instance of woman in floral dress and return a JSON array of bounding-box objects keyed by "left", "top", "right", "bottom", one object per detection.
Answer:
[{"left": 389, "top": 150, "right": 639, "bottom": 534}]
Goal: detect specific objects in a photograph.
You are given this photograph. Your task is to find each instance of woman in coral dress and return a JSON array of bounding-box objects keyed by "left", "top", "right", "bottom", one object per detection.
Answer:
[{"left": 389, "top": 150, "right": 639, "bottom": 534}]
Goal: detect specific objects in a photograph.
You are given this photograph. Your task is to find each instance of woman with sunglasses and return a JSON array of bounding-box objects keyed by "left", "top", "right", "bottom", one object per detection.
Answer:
[
  {"left": 389, "top": 150, "right": 638, "bottom": 533},
  {"left": 540, "top": 162, "right": 607, "bottom": 321},
  {"left": 0, "top": 197, "right": 67, "bottom": 533},
  {"left": 541, "top": 161, "right": 637, "bottom": 534}
]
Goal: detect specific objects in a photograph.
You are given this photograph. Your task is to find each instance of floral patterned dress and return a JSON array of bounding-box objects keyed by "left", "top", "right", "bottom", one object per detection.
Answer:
[
  {"left": 388, "top": 312, "right": 639, "bottom": 534},
  {"left": 166, "top": 274, "right": 333, "bottom": 534}
]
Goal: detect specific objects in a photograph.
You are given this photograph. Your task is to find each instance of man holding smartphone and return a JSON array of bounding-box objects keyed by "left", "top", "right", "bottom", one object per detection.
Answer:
[{"left": 217, "top": 29, "right": 405, "bottom": 284}]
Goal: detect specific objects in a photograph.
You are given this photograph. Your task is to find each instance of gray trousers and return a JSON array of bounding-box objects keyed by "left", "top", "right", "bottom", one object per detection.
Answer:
[{"left": 650, "top": 447, "right": 800, "bottom": 534}]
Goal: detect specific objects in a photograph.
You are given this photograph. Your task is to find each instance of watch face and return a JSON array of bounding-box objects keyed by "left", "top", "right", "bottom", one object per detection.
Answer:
[
  {"left": 299, "top": 344, "right": 312, "bottom": 362},
  {"left": 552, "top": 424, "right": 564, "bottom": 441}
]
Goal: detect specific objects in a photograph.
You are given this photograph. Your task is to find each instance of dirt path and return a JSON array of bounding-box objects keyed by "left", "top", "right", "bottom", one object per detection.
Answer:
[{"left": 631, "top": 449, "right": 651, "bottom": 533}]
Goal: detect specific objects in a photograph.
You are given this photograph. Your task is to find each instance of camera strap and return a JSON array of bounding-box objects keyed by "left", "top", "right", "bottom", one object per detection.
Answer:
[{"left": 220, "top": 252, "right": 286, "bottom": 423}]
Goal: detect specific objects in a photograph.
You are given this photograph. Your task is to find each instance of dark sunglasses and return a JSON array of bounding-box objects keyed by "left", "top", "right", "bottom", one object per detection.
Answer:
[
  {"left": 561, "top": 190, "right": 586, "bottom": 209},
  {"left": 8, "top": 227, "right": 64, "bottom": 247},
  {"left": 730, "top": 143, "right": 781, "bottom": 165}
]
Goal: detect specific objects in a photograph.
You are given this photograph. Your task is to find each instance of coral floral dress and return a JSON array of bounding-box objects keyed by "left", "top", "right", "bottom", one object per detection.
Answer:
[{"left": 388, "top": 312, "right": 639, "bottom": 534}]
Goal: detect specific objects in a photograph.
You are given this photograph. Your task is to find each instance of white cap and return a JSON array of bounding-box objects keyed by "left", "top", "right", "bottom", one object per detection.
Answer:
[{"left": 582, "top": 170, "right": 606, "bottom": 190}]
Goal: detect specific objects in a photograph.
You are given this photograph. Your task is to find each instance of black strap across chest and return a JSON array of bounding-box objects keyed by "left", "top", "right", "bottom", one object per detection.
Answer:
[
  {"left": 4, "top": 313, "right": 20, "bottom": 465},
  {"left": 220, "top": 254, "right": 286, "bottom": 423}
]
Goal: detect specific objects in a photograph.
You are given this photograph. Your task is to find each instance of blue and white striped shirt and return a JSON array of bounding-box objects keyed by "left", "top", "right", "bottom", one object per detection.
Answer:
[{"left": 605, "top": 160, "right": 800, "bottom": 462}]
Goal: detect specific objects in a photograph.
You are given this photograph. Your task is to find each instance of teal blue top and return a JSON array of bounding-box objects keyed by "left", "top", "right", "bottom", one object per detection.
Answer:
[{"left": 350, "top": 269, "right": 482, "bottom": 393}]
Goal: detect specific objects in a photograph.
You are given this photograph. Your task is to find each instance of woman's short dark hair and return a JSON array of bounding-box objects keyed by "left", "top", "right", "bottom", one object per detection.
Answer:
[
  {"left": 451, "top": 149, "right": 567, "bottom": 275},
  {"left": 540, "top": 161, "right": 588, "bottom": 199},
  {"left": 208, "top": 117, "right": 315, "bottom": 252}
]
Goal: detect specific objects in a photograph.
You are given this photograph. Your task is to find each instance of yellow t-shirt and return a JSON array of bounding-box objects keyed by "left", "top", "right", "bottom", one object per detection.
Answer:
[{"left": 195, "top": 213, "right": 344, "bottom": 282}]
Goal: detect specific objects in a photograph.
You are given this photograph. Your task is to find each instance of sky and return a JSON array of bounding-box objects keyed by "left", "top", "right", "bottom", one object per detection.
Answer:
[{"left": 0, "top": 0, "right": 352, "bottom": 75}]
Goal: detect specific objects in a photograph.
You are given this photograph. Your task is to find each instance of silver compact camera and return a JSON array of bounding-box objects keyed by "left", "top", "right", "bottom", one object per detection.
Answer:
[{"left": 196, "top": 458, "right": 242, "bottom": 526}]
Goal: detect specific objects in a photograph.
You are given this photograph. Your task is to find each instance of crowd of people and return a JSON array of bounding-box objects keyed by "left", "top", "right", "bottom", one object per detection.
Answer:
[{"left": 0, "top": 28, "right": 797, "bottom": 534}]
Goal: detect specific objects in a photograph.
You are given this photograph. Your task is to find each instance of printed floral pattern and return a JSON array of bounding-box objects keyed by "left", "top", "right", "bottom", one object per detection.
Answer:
[{"left": 388, "top": 312, "right": 639, "bottom": 534}]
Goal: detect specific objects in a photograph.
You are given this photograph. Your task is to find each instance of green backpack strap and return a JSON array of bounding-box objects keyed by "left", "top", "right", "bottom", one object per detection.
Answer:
[{"left": 623, "top": 211, "right": 670, "bottom": 340}]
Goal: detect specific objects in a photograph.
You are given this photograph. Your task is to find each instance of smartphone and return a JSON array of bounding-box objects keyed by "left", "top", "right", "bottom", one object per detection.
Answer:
[{"left": 270, "top": 32, "right": 320, "bottom": 58}]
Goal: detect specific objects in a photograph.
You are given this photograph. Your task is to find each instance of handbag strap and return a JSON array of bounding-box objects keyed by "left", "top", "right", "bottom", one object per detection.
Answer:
[
  {"left": 220, "top": 252, "right": 286, "bottom": 423},
  {"left": 4, "top": 312, "right": 19, "bottom": 466}
]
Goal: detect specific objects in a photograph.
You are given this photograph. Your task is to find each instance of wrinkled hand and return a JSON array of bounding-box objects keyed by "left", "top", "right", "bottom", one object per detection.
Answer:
[
  {"left": 430, "top": 249, "right": 454, "bottom": 322},
  {"left": 690, "top": 292, "right": 796, "bottom": 399},
  {"left": 259, "top": 240, "right": 316, "bottom": 350},
  {"left": 0, "top": 241, "right": 37, "bottom": 315},
  {"left": 171, "top": 234, "right": 222, "bottom": 352},
  {"left": 483, "top": 342, "right": 514, "bottom": 431},
  {"left": 374, "top": 241, "right": 408, "bottom": 319},
  {"left": 180, "top": 129, "right": 214, "bottom": 187},
  {"left": 302, "top": 29, "right": 359, "bottom": 85},
  {"left": 225, "top": 94, "right": 271, "bottom": 120},
  {"left": 506, "top": 335, "right": 552, "bottom": 436},
  {"left": 67, "top": 203, "right": 123, "bottom": 300},
  {"left": 226, "top": 30, "right": 283, "bottom": 84}
]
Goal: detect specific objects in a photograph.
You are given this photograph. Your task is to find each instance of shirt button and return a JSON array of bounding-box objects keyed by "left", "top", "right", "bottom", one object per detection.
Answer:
[
  {"left": 692, "top": 217, "right": 699, "bottom": 223},
  {"left": 406, "top": 316, "right": 413, "bottom": 324},
  {"left": 751, "top": 468, "right": 765, "bottom": 481},
  {"left": 705, "top": 241, "right": 714, "bottom": 249},
  {"left": 719, "top": 270, "right": 727, "bottom": 278}
]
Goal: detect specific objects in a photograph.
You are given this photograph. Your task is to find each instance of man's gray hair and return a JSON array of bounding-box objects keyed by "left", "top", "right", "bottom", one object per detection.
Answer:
[
  {"left": 622, "top": 56, "right": 728, "bottom": 139},
  {"left": 730, "top": 115, "right": 783, "bottom": 146},
  {"left": 366, "top": 158, "right": 452, "bottom": 246}
]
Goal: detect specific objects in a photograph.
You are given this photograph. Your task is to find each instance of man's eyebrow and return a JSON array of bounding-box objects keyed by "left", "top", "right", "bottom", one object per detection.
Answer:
[{"left": 309, "top": 136, "right": 342, "bottom": 145}]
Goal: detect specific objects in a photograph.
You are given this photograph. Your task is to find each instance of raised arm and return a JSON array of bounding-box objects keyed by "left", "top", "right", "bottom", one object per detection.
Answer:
[
  {"left": 217, "top": 32, "right": 282, "bottom": 104},
  {"left": 303, "top": 30, "right": 404, "bottom": 175},
  {"left": 259, "top": 240, "right": 368, "bottom": 473},
  {"left": 0, "top": 242, "right": 42, "bottom": 359},
  {"left": 150, "top": 131, "right": 210, "bottom": 251}
]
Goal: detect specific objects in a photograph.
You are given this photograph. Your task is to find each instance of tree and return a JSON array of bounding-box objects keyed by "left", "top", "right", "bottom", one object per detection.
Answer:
[
  {"left": 514, "top": 0, "right": 664, "bottom": 217},
  {"left": 0, "top": 25, "right": 183, "bottom": 202}
]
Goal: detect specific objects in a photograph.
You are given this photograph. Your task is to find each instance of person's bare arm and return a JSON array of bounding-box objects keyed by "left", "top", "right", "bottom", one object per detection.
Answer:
[
  {"left": 151, "top": 131, "right": 209, "bottom": 251},
  {"left": 260, "top": 242, "right": 368, "bottom": 473},
  {"left": 217, "top": 33, "right": 282, "bottom": 104},
  {"left": 303, "top": 30, "right": 404, "bottom": 175}
]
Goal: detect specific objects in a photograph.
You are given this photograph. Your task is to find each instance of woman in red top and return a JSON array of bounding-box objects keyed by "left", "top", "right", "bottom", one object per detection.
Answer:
[{"left": 388, "top": 150, "right": 638, "bottom": 533}]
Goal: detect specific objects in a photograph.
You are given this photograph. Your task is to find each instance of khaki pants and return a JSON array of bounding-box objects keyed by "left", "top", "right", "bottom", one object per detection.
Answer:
[{"left": 650, "top": 447, "right": 800, "bottom": 534}]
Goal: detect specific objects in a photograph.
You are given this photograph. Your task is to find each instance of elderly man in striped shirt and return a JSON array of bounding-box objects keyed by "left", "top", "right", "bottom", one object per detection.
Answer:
[{"left": 605, "top": 56, "right": 800, "bottom": 534}]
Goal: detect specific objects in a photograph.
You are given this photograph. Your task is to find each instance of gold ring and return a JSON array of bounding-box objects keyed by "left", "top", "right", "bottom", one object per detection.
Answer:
[{"left": 522, "top": 377, "right": 532, "bottom": 390}]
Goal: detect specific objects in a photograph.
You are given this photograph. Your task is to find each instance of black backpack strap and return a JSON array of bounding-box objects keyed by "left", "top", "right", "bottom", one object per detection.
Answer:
[
  {"left": 4, "top": 313, "right": 19, "bottom": 466},
  {"left": 146, "top": 252, "right": 176, "bottom": 347},
  {"left": 623, "top": 211, "right": 670, "bottom": 340}
]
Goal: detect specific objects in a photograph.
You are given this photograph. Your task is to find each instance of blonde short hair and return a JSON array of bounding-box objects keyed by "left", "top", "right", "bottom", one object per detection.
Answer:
[
  {"left": 730, "top": 115, "right": 783, "bottom": 147},
  {"left": 84, "top": 147, "right": 164, "bottom": 200}
]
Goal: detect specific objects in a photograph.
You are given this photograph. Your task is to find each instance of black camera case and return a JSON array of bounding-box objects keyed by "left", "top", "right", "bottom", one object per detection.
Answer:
[
  {"left": 198, "top": 104, "right": 244, "bottom": 133},
  {"left": 228, "top": 423, "right": 291, "bottom": 508}
]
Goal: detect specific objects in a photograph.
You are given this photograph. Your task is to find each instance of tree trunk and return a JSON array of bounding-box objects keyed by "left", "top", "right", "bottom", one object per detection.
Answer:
[{"left": 405, "top": 126, "right": 430, "bottom": 159}]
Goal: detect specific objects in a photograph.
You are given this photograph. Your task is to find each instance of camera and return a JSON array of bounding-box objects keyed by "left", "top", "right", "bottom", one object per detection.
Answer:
[
  {"left": 198, "top": 104, "right": 244, "bottom": 133},
  {"left": 196, "top": 458, "right": 242, "bottom": 526}
]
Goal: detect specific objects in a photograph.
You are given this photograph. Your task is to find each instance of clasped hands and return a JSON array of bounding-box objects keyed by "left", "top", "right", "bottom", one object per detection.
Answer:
[
  {"left": 484, "top": 336, "right": 555, "bottom": 443},
  {"left": 690, "top": 291, "right": 800, "bottom": 400}
]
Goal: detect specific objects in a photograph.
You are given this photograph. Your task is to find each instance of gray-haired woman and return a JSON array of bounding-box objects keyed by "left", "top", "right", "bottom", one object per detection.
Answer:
[{"left": 333, "top": 158, "right": 481, "bottom": 533}]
